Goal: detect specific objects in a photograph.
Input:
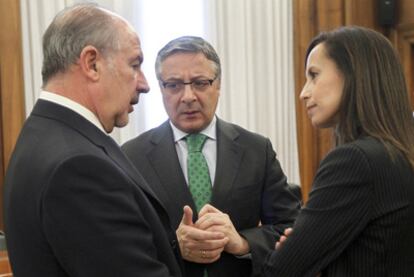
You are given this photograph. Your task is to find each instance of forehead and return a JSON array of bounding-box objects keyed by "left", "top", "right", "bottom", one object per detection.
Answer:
[
  {"left": 160, "top": 52, "right": 215, "bottom": 75},
  {"left": 117, "top": 20, "right": 142, "bottom": 55},
  {"left": 306, "top": 43, "right": 337, "bottom": 70}
]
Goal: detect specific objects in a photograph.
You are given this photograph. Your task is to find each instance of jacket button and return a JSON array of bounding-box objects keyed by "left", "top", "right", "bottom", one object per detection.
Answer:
[{"left": 170, "top": 239, "right": 177, "bottom": 249}]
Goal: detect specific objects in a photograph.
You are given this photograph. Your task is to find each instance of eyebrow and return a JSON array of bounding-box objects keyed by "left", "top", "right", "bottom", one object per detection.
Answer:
[
  {"left": 132, "top": 54, "right": 143, "bottom": 64},
  {"left": 163, "top": 75, "right": 213, "bottom": 81},
  {"left": 306, "top": 65, "right": 318, "bottom": 71}
]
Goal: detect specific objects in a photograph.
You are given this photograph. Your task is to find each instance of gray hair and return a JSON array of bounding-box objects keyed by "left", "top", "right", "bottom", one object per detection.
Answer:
[
  {"left": 41, "top": 3, "right": 122, "bottom": 85},
  {"left": 155, "top": 36, "right": 221, "bottom": 80}
]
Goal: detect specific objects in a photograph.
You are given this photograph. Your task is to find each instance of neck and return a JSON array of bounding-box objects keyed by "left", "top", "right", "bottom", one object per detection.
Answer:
[{"left": 44, "top": 73, "right": 96, "bottom": 115}]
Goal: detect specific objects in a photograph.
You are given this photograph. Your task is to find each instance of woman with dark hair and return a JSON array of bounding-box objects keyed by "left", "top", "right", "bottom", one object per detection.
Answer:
[{"left": 262, "top": 26, "right": 414, "bottom": 276}]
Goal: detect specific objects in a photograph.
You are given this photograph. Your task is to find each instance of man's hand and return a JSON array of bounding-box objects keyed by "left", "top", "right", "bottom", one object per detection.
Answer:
[
  {"left": 196, "top": 204, "right": 250, "bottom": 256},
  {"left": 177, "top": 205, "right": 228, "bottom": 263}
]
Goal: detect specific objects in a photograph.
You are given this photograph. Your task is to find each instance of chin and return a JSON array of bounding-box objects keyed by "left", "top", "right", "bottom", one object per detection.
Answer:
[
  {"left": 312, "top": 119, "right": 336, "bottom": 129},
  {"left": 179, "top": 124, "right": 204, "bottom": 133},
  {"left": 115, "top": 117, "right": 129, "bottom": 129},
  {"left": 174, "top": 119, "right": 203, "bottom": 132}
]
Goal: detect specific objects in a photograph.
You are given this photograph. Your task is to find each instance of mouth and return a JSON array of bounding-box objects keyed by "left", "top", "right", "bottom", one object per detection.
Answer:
[
  {"left": 130, "top": 97, "right": 139, "bottom": 106},
  {"left": 130, "top": 97, "right": 139, "bottom": 105},
  {"left": 181, "top": 110, "right": 201, "bottom": 119},
  {"left": 183, "top": 110, "right": 199, "bottom": 115},
  {"left": 128, "top": 98, "right": 139, "bottom": 113},
  {"left": 306, "top": 104, "right": 317, "bottom": 115}
]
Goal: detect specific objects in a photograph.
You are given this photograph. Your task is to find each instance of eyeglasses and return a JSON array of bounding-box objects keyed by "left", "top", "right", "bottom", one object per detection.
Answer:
[{"left": 160, "top": 77, "right": 217, "bottom": 93}]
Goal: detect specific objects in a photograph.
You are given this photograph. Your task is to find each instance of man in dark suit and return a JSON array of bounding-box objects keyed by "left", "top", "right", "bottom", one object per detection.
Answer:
[
  {"left": 122, "top": 36, "right": 300, "bottom": 277},
  {"left": 3, "top": 4, "right": 199, "bottom": 276}
]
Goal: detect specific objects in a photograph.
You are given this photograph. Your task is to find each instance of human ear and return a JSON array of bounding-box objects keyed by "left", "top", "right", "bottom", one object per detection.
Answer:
[{"left": 79, "top": 45, "right": 100, "bottom": 81}]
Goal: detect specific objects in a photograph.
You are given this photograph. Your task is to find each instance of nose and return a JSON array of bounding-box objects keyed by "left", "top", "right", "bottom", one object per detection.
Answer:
[
  {"left": 299, "top": 82, "right": 310, "bottom": 101},
  {"left": 181, "top": 84, "right": 197, "bottom": 103},
  {"left": 137, "top": 71, "right": 150, "bottom": 94}
]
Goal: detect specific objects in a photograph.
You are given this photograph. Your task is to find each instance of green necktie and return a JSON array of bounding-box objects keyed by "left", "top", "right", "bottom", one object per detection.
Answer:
[{"left": 186, "top": 133, "right": 212, "bottom": 212}]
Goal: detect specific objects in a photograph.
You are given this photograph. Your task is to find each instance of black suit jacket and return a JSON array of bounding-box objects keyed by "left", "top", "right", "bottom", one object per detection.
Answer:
[
  {"left": 262, "top": 137, "right": 414, "bottom": 276},
  {"left": 122, "top": 119, "right": 300, "bottom": 277},
  {"left": 4, "top": 100, "right": 184, "bottom": 277}
]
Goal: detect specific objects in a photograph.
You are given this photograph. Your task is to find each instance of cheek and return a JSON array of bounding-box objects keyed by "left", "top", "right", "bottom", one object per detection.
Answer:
[
  {"left": 320, "top": 89, "right": 342, "bottom": 122},
  {"left": 329, "top": 82, "right": 343, "bottom": 112},
  {"left": 331, "top": 95, "right": 342, "bottom": 117},
  {"left": 200, "top": 94, "right": 217, "bottom": 111},
  {"left": 163, "top": 95, "right": 179, "bottom": 112}
]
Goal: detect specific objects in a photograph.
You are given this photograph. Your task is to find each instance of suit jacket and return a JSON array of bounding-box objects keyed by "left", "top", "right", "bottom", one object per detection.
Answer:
[
  {"left": 4, "top": 100, "right": 184, "bottom": 277},
  {"left": 122, "top": 119, "right": 300, "bottom": 277},
  {"left": 262, "top": 136, "right": 414, "bottom": 276}
]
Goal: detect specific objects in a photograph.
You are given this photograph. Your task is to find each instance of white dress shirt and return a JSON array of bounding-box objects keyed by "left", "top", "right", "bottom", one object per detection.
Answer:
[{"left": 39, "top": 90, "right": 107, "bottom": 134}]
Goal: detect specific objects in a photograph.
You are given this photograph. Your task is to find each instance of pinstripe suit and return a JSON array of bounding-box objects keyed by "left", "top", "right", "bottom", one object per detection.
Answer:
[{"left": 262, "top": 136, "right": 414, "bottom": 276}]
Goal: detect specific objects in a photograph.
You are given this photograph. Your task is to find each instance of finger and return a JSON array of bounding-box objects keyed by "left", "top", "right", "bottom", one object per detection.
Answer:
[
  {"left": 185, "top": 252, "right": 221, "bottom": 264},
  {"left": 196, "top": 213, "right": 227, "bottom": 230},
  {"left": 186, "top": 237, "right": 229, "bottom": 251},
  {"left": 181, "top": 242, "right": 226, "bottom": 263},
  {"left": 177, "top": 224, "right": 199, "bottom": 252},
  {"left": 200, "top": 248, "right": 224, "bottom": 260},
  {"left": 284, "top": 227, "right": 293, "bottom": 236},
  {"left": 275, "top": 241, "right": 280, "bottom": 249},
  {"left": 181, "top": 205, "right": 193, "bottom": 226},
  {"left": 202, "top": 224, "right": 226, "bottom": 233},
  {"left": 198, "top": 204, "right": 221, "bottom": 217},
  {"left": 183, "top": 227, "right": 225, "bottom": 242}
]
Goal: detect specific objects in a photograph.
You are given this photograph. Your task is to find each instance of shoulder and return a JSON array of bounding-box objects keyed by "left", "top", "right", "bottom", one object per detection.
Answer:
[
  {"left": 316, "top": 137, "right": 389, "bottom": 184},
  {"left": 325, "top": 137, "right": 389, "bottom": 168},
  {"left": 348, "top": 136, "right": 388, "bottom": 159},
  {"left": 122, "top": 121, "right": 169, "bottom": 152},
  {"left": 218, "top": 118, "right": 269, "bottom": 145}
]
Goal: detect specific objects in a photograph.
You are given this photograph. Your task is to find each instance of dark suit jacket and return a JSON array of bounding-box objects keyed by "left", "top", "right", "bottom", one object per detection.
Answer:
[
  {"left": 262, "top": 136, "right": 414, "bottom": 276},
  {"left": 3, "top": 100, "right": 184, "bottom": 277},
  {"left": 122, "top": 119, "right": 300, "bottom": 277}
]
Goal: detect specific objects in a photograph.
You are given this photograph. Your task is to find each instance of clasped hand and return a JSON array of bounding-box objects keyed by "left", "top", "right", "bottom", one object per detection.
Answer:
[
  {"left": 275, "top": 227, "right": 292, "bottom": 249},
  {"left": 177, "top": 204, "right": 250, "bottom": 263}
]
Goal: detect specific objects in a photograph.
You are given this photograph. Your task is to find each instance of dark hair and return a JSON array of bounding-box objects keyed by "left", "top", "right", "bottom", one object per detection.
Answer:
[
  {"left": 155, "top": 36, "right": 221, "bottom": 81},
  {"left": 305, "top": 26, "right": 414, "bottom": 168},
  {"left": 41, "top": 3, "right": 122, "bottom": 85}
]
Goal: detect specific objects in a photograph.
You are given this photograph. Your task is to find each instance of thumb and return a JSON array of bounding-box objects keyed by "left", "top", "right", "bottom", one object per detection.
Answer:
[{"left": 181, "top": 205, "right": 194, "bottom": 226}]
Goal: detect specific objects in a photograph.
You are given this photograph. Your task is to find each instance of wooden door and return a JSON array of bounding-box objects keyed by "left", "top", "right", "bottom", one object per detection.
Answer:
[
  {"left": 390, "top": 0, "right": 414, "bottom": 109},
  {"left": 0, "top": 72, "right": 3, "bottom": 192},
  {"left": 0, "top": 0, "right": 25, "bottom": 231}
]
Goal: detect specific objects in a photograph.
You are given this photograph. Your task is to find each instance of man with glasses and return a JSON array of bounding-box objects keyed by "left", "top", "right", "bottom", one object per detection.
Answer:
[{"left": 122, "top": 36, "right": 300, "bottom": 277}]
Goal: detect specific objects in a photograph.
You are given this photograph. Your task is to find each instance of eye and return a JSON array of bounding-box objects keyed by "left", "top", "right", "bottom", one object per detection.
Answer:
[
  {"left": 192, "top": 79, "right": 210, "bottom": 89},
  {"left": 132, "top": 64, "right": 141, "bottom": 70},
  {"left": 163, "top": 82, "right": 181, "bottom": 90},
  {"left": 307, "top": 70, "right": 318, "bottom": 79}
]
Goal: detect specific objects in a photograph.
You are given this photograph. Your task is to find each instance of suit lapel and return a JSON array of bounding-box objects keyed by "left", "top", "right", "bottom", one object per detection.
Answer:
[
  {"left": 211, "top": 119, "right": 245, "bottom": 208},
  {"left": 100, "top": 136, "right": 160, "bottom": 200},
  {"left": 32, "top": 100, "right": 159, "bottom": 201},
  {"left": 147, "top": 122, "right": 198, "bottom": 213}
]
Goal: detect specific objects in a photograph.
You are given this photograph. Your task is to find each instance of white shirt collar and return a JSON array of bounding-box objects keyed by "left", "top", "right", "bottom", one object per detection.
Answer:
[
  {"left": 169, "top": 116, "right": 217, "bottom": 142},
  {"left": 39, "top": 90, "right": 107, "bottom": 134}
]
